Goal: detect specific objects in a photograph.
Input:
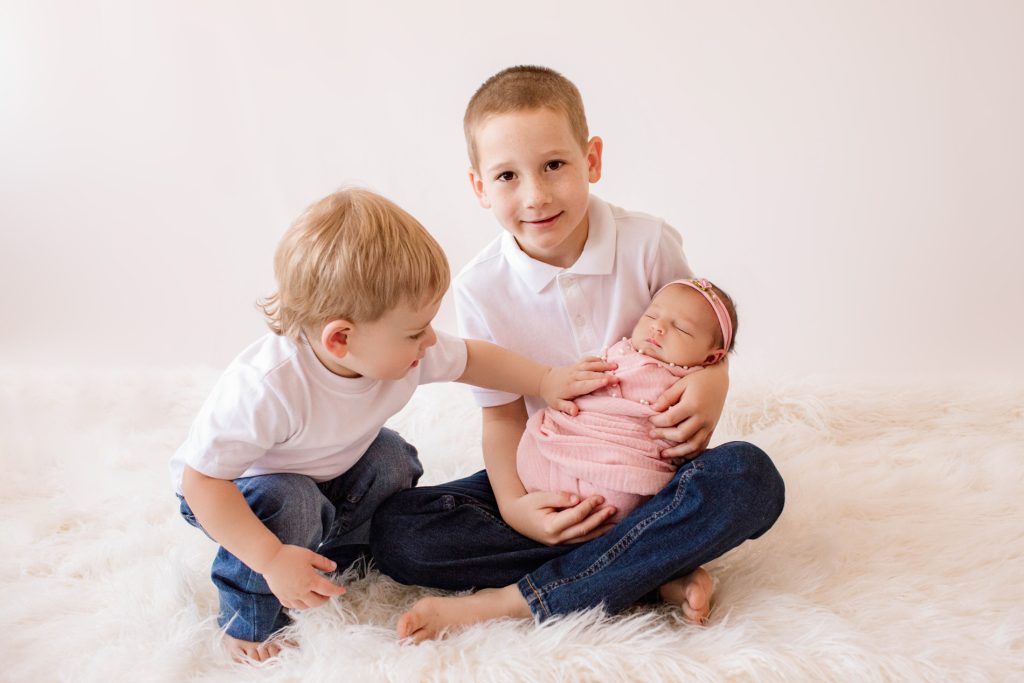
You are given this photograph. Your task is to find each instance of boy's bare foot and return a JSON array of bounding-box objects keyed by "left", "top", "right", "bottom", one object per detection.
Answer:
[
  {"left": 397, "top": 585, "right": 531, "bottom": 644},
  {"left": 659, "top": 566, "right": 713, "bottom": 625},
  {"left": 224, "top": 633, "right": 294, "bottom": 663}
]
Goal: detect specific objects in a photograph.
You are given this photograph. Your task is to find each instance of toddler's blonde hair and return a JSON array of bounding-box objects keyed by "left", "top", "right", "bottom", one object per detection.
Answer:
[
  {"left": 464, "top": 65, "right": 589, "bottom": 171},
  {"left": 258, "top": 188, "right": 449, "bottom": 339}
]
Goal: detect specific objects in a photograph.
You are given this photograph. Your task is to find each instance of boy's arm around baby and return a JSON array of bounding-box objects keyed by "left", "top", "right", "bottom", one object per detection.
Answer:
[
  {"left": 457, "top": 340, "right": 624, "bottom": 545},
  {"left": 480, "top": 399, "right": 620, "bottom": 546}
]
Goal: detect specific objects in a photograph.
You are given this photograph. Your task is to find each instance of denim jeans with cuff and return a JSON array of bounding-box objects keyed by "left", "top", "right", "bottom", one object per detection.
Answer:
[
  {"left": 179, "top": 427, "right": 422, "bottom": 642},
  {"left": 370, "top": 440, "right": 784, "bottom": 620}
]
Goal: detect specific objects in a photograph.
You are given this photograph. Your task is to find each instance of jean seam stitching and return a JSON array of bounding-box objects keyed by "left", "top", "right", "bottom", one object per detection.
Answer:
[{"left": 522, "top": 574, "right": 550, "bottom": 619}]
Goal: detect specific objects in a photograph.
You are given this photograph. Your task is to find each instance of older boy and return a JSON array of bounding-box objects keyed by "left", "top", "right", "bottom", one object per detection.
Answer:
[
  {"left": 171, "top": 188, "right": 615, "bottom": 662},
  {"left": 371, "top": 66, "right": 785, "bottom": 641}
]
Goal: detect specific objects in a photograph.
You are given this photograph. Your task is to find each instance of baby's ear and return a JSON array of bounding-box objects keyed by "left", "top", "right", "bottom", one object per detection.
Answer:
[
  {"left": 321, "top": 320, "right": 353, "bottom": 359},
  {"left": 703, "top": 349, "right": 726, "bottom": 366}
]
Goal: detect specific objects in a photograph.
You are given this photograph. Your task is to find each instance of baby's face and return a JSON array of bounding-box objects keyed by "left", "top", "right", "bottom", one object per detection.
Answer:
[{"left": 629, "top": 284, "right": 722, "bottom": 367}]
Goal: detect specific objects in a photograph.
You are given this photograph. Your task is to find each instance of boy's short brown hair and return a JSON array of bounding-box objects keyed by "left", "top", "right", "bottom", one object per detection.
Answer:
[
  {"left": 258, "top": 188, "right": 450, "bottom": 339},
  {"left": 463, "top": 65, "right": 589, "bottom": 170}
]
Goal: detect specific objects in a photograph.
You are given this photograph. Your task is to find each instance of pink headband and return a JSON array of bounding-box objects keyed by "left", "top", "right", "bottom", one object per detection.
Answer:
[{"left": 656, "top": 278, "right": 733, "bottom": 352}]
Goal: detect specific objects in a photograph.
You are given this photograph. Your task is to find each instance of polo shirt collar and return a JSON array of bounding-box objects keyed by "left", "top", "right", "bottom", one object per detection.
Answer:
[{"left": 501, "top": 195, "right": 618, "bottom": 293}]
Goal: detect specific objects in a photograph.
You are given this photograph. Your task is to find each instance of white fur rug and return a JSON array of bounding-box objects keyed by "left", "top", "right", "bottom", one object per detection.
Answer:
[{"left": 1, "top": 368, "right": 1022, "bottom": 682}]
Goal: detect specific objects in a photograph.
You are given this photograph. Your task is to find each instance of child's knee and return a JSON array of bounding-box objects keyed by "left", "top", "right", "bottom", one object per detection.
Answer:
[
  {"left": 734, "top": 443, "right": 784, "bottom": 513},
  {"left": 707, "top": 441, "right": 785, "bottom": 531},
  {"left": 368, "top": 428, "right": 424, "bottom": 491},
  {"left": 238, "top": 473, "right": 332, "bottom": 547}
]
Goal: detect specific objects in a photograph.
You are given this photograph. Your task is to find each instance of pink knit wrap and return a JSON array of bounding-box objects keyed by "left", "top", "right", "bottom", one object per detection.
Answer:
[{"left": 517, "top": 339, "right": 703, "bottom": 522}]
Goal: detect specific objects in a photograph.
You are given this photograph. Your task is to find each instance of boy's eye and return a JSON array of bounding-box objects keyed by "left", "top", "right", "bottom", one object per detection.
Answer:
[
  {"left": 545, "top": 160, "right": 565, "bottom": 171},
  {"left": 495, "top": 171, "right": 515, "bottom": 182},
  {"left": 409, "top": 331, "right": 426, "bottom": 340}
]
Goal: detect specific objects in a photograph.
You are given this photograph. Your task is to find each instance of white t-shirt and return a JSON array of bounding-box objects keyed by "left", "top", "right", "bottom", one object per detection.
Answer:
[
  {"left": 454, "top": 194, "right": 693, "bottom": 417},
  {"left": 169, "top": 330, "right": 467, "bottom": 493}
]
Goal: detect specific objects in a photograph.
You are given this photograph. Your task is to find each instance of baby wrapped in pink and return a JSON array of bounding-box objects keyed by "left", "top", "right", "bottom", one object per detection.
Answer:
[{"left": 517, "top": 339, "right": 702, "bottom": 522}]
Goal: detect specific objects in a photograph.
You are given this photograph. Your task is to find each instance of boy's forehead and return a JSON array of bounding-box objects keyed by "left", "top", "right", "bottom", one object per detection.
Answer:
[{"left": 475, "top": 108, "right": 581, "bottom": 162}]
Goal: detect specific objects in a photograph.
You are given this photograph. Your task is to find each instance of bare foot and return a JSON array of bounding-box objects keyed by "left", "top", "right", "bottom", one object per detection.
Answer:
[
  {"left": 396, "top": 585, "right": 531, "bottom": 644},
  {"left": 659, "top": 566, "right": 713, "bottom": 625},
  {"left": 223, "top": 633, "right": 294, "bottom": 663}
]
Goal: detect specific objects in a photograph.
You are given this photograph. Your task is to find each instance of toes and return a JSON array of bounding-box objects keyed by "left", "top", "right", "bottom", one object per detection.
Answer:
[
  {"left": 237, "top": 644, "right": 258, "bottom": 663},
  {"left": 396, "top": 611, "right": 418, "bottom": 639},
  {"left": 259, "top": 642, "right": 281, "bottom": 660},
  {"left": 681, "top": 603, "right": 710, "bottom": 625}
]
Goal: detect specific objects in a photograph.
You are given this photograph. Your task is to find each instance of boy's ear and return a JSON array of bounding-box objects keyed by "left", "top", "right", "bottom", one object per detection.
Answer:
[
  {"left": 586, "top": 136, "right": 603, "bottom": 183},
  {"left": 468, "top": 167, "right": 491, "bottom": 209},
  {"left": 321, "top": 319, "right": 354, "bottom": 359},
  {"left": 702, "top": 349, "right": 726, "bottom": 366}
]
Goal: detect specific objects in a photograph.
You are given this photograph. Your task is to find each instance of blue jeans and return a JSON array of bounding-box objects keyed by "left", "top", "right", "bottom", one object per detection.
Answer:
[
  {"left": 370, "top": 441, "right": 783, "bottom": 620},
  {"left": 178, "top": 427, "right": 423, "bottom": 642}
]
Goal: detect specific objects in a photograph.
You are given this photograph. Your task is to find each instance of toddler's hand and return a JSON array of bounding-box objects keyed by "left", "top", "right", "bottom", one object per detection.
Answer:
[
  {"left": 262, "top": 544, "right": 347, "bottom": 610},
  {"left": 503, "top": 491, "right": 616, "bottom": 546},
  {"left": 539, "top": 356, "right": 619, "bottom": 414}
]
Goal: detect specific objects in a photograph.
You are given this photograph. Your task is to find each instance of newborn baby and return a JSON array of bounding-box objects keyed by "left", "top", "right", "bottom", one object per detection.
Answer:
[{"left": 517, "top": 278, "right": 737, "bottom": 522}]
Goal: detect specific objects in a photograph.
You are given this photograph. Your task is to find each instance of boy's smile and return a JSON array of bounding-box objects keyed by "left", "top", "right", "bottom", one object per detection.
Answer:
[{"left": 469, "top": 107, "right": 602, "bottom": 268}]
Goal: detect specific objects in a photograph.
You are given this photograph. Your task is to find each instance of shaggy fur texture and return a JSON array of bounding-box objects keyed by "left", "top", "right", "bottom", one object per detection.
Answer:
[{"left": 1, "top": 368, "right": 1022, "bottom": 682}]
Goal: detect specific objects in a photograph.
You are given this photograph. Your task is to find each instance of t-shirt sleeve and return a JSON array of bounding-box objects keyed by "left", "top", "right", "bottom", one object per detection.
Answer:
[
  {"left": 416, "top": 329, "right": 469, "bottom": 384},
  {"left": 648, "top": 221, "right": 695, "bottom": 294},
  {"left": 454, "top": 276, "right": 522, "bottom": 408},
  {"left": 177, "top": 369, "right": 291, "bottom": 481}
]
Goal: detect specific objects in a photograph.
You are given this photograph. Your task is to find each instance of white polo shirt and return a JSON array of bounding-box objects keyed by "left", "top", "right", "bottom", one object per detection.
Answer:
[
  {"left": 454, "top": 194, "right": 693, "bottom": 416},
  {"left": 169, "top": 330, "right": 468, "bottom": 493}
]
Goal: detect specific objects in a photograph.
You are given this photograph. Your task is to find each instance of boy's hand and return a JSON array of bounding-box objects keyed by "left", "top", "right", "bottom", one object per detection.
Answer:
[
  {"left": 648, "top": 366, "right": 728, "bottom": 460},
  {"left": 262, "top": 544, "right": 348, "bottom": 610},
  {"left": 539, "top": 356, "right": 619, "bottom": 415},
  {"left": 502, "top": 491, "right": 617, "bottom": 545}
]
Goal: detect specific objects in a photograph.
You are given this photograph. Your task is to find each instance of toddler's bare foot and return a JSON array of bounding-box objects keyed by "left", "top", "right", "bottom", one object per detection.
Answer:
[
  {"left": 659, "top": 566, "right": 713, "bottom": 625},
  {"left": 397, "top": 585, "right": 531, "bottom": 644},
  {"left": 223, "top": 633, "right": 294, "bottom": 663}
]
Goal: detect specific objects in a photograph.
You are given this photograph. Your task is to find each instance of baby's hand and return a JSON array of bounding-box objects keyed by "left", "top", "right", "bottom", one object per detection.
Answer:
[
  {"left": 262, "top": 544, "right": 347, "bottom": 610},
  {"left": 539, "top": 356, "right": 618, "bottom": 414}
]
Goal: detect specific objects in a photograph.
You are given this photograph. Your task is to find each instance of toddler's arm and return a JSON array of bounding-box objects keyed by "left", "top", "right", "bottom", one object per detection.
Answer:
[
  {"left": 648, "top": 358, "right": 729, "bottom": 458},
  {"left": 180, "top": 466, "right": 346, "bottom": 609},
  {"left": 480, "top": 399, "right": 616, "bottom": 545},
  {"left": 458, "top": 340, "right": 617, "bottom": 412}
]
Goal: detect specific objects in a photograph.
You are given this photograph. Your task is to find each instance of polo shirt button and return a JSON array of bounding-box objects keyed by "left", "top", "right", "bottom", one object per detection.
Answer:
[{"left": 575, "top": 315, "right": 585, "bottom": 326}]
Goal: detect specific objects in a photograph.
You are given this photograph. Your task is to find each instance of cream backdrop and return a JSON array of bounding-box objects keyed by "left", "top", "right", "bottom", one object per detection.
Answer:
[{"left": 2, "top": 0, "right": 1022, "bottom": 379}]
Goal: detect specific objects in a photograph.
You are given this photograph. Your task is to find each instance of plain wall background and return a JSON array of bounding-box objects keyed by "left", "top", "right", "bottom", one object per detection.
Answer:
[{"left": 2, "top": 0, "right": 1022, "bottom": 379}]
